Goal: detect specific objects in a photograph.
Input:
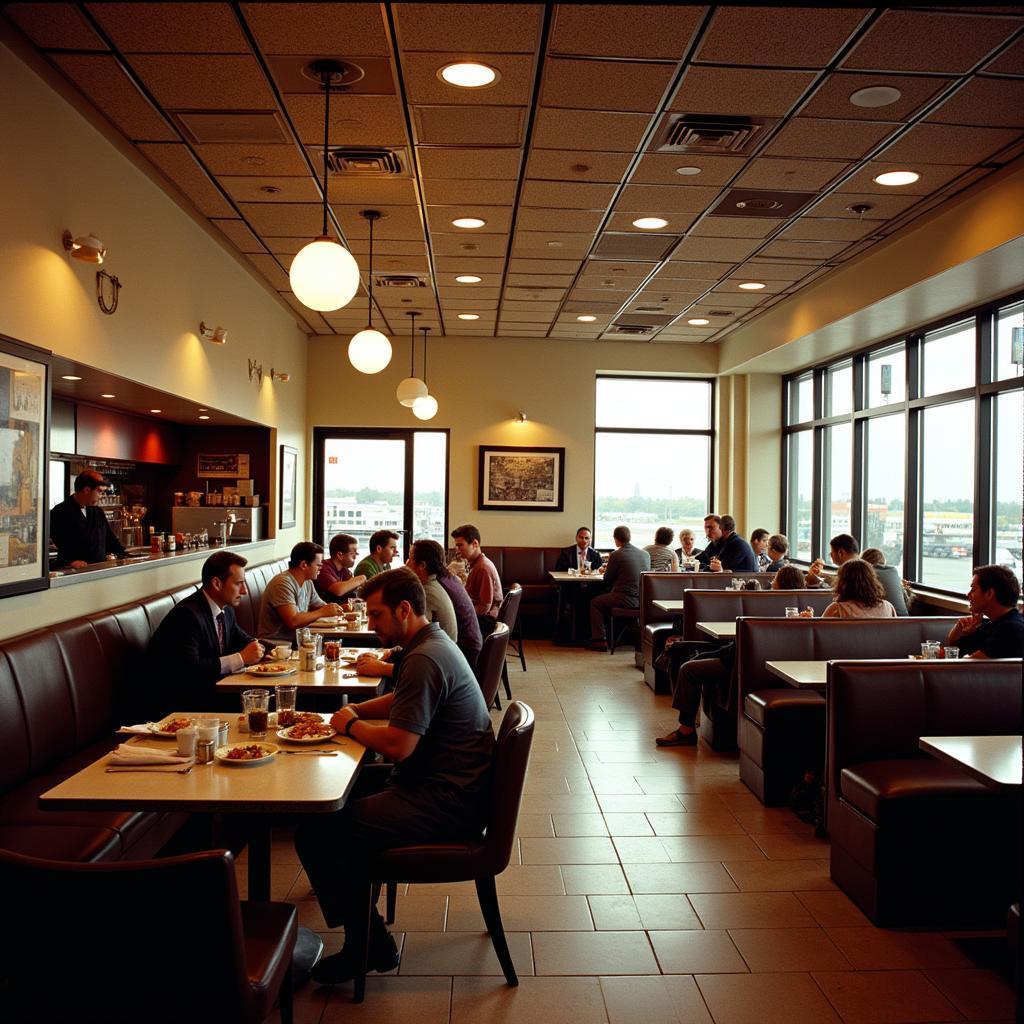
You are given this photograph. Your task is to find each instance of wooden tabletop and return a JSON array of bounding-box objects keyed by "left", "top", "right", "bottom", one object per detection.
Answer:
[
  {"left": 217, "top": 652, "right": 386, "bottom": 699},
  {"left": 549, "top": 571, "right": 605, "bottom": 582},
  {"left": 39, "top": 714, "right": 369, "bottom": 814},
  {"left": 654, "top": 599, "right": 685, "bottom": 613},
  {"left": 697, "top": 621, "right": 736, "bottom": 640},
  {"left": 766, "top": 660, "right": 828, "bottom": 689},
  {"left": 918, "top": 735, "right": 1023, "bottom": 789},
  {"left": 307, "top": 620, "right": 377, "bottom": 638}
]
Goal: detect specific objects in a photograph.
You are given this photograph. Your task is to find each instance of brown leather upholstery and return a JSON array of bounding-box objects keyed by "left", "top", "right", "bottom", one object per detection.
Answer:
[
  {"left": 827, "top": 659, "right": 1022, "bottom": 926},
  {"left": 497, "top": 583, "right": 526, "bottom": 684},
  {"left": 475, "top": 622, "right": 510, "bottom": 709},
  {"left": 0, "top": 847, "right": 297, "bottom": 1023}
]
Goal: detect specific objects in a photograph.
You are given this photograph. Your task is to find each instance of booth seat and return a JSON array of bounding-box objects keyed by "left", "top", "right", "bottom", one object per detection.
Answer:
[{"left": 481, "top": 547, "right": 563, "bottom": 637}]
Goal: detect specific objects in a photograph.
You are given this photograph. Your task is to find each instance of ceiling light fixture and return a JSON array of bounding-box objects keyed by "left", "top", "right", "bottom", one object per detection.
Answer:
[
  {"left": 438, "top": 61, "right": 498, "bottom": 89},
  {"left": 576, "top": 315, "right": 597, "bottom": 322},
  {"left": 675, "top": 166, "right": 702, "bottom": 176},
  {"left": 455, "top": 275, "right": 482, "bottom": 284},
  {"left": 458, "top": 313, "right": 480, "bottom": 320},
  {"left": 198, "top": 321, "right": 228, "bottom": 344},
  {"left": 687, "top": 318, "right": 711, "bottom": 326},
  {"left": 632, "top": 217, "right": 669, "bottom": 230},
  {"left": 101, "top": 393, "right": 116, "bottom": 398},
  {"left": 515, "top": 410, "right": 527, "bottom": 424},
  {"left": 452, "top": 217, "right": 486, "bottom": 229},
  {"left": 60, "top": 374, "right": 82, "bottom": 381},
  {"left": 198, "top": 414, "right": 210, "bottom": 420},
  {"left": 738, "top": 281, "right": 766, "bottom": 291},
  {"left": 150, "top": 409, "right": 162, "bottom": 414},
  {"left": 412, "top": 326, "right": 438, "bottom": 421},
  {"left": 61, "top": 230, "right": 105, "bottom": 264},
  {"left": 288, "top": 60, "right": 360, "bottom": 312},
  {"left": 396, "top": 310, "right": 428, "bottom": 408},
  {"left": 347, "top": 210, "right": 393, "bottom": 374},
  {"left": 849, "top": 85, "right": 902, "bottom": 108},
  {"left": 872, "top": 169, "right": 920, "bottom": 187}
]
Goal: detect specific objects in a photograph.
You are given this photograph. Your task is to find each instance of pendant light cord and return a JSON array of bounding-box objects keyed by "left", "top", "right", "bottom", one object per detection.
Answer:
[
  {"left": 366, "top": 214, "right": 374, "bottom": 324},
  {"left": 421, "top": 327, "right": 430, "bottom": 385},
  {"left": 409, "top": 312, "right": 418, "bottom": 375},
  {"left": 320, "top": 70, "right": 330, "bottom": 236}
]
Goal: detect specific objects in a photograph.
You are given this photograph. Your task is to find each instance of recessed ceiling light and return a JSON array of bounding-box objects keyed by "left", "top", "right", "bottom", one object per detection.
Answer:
[
  {"left": 455, "top": 275, "right": 482, "bottom": 283},
  {"left": 687, "top": 318, "right": 711, "bottom": 326},
  {"left": 675, "top": 166, "right": 702, "bottom": 176},
  {"left": 198, "top": 414, "right": 210, "bottom": 420},
  {"left": 850, "top": 85, "right": 902, "bottom": 108},
  {"left": 547, "top": 240, "right": 563, "bottom": 248},
  {"left": 452, "top": 217, "right": 486, "bottom": 229},
  {"left": 632, "top": 217, "right": 669, "bottom": 230},
  {"left": 438, "top": 61, "right": 498, "bottom": 89},
  {"left": 458, "top": 313, "right": 480, "bottom": 320},
  {"left": 61, "top": 374, "right": 82, "bottom": 381},
  {"left": 100, "top": 393, "right": 116, "bottom": 399},
  {"left": 738, "top": 281, "right": 766, "bottom": 290},
  {"left": 577, "top": 315, "right": 597, "bottom": 322},
  {"left": 872, "top": 169, "right": 920, "bottom": 187},
  {"left": 198, "top": 408, "right": 208, "bottom": 412},
  {"left": 150, "top": 409, "right": 162, "bottom": 414}
]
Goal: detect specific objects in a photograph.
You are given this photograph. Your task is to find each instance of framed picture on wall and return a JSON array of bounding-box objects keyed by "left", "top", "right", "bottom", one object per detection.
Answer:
[
  {"left": 279, "top": 445, "right": 297, "bottom": 529},
  {"left": 478, "top": 445, "right": 565, "bottom": 512},
  {"left": 0, "top": 334, "right": 51, "bottom": 598}
]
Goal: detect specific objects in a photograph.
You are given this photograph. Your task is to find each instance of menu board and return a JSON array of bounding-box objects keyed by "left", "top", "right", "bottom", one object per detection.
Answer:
[{"left": 197, "top": 453, "right": 250, "bottom": 479}]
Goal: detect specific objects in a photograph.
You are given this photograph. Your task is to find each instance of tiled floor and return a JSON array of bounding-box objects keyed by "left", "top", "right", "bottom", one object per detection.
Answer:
[{"left": 253, "top": 640, "right": 1018, "bottom": 1023}]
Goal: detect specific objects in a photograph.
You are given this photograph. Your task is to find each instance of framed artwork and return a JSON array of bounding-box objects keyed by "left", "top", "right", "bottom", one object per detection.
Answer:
[
  {"left": 0, "top": 334, "right": 51, "bottom": 598},
  {"left": 279, "top": 445, "right": 297, "bottom": 529},
  {"left": 478, "top": 445, "right": 565, "bottom": 512},
  {"left": 197, "top": 452, "right": 251, "bottom": 479}
]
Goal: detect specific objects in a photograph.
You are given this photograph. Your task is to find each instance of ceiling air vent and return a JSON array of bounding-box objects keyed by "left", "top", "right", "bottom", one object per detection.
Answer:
[
  {"left": 326, "top": 147, "right": 406, "bottom": 175},
  {"left": 708, "top": 310, "right": 736, "bottom": 318},
  {"left": 709, "top": 188, "right": 816, "bottom": 218},
  {"left": 608, "top": 324, "right": 653, "bottom": 336},
  {"left": 657, "top": 114, "right": 773, "bottom": 155},
  {"left": 373, "top": 274, "right": 427, "bottom": 288}
]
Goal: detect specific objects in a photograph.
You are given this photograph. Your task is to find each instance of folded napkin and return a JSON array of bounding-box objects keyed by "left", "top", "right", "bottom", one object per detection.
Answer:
[
  {"left": 108, "top": 744, "right": 193, "bottom": 766},
  {"left": 117, "top": 723, "right": 161, "bottom": 735}
]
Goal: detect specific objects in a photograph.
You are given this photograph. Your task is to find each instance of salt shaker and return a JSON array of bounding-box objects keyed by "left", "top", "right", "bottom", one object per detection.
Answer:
[{"left": 196, "top": 739, "right": 215, "bottom": 764}]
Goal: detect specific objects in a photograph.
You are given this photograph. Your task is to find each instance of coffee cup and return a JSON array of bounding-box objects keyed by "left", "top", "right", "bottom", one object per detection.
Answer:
[{"left": 272, "top": 645, "right": 291, "bottom": 661}]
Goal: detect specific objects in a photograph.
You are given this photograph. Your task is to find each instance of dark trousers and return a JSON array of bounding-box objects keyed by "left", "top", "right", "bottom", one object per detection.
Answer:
[
  {"left": 588, "top": 591, "right": 638, "bottom": 640},
  {"left": 478, "top": 613, "right": 498, "bottom": 639},
  {"left": 671, "top": 657, "right": 728, "bottom": 728}
]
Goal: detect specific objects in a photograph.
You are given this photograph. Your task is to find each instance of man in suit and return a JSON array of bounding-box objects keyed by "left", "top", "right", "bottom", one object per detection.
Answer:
[
  {"left": 50, "top": 469, "right": 126, "bottom": 567},
  {"left": 148, "top": 550, "right": 265, "bottom": 711},
  {"left": 587, "top": 525, "right": 651, "bottom": 651},
  {"left": 555, "top": 526, "right": 603, "bottom": 572},
  {"left": 707, "top": 515, "right": 758, "bottom": 573}
]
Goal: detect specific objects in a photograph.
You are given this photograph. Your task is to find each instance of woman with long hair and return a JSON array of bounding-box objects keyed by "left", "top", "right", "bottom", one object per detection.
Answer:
[{"left": 822, "top": 558, "right": 897, "bottom": 618}]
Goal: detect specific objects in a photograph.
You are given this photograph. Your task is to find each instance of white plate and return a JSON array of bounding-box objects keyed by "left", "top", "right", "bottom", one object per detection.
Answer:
[
  {"left": 276, "top": 724, "right": 337, "bottom": 744},
  {"left": 245, "top": 663, "right": 298, "bottom": 677},
  {"left": 316, "top": 617, "right": 341, "bottom": 626},
  {"left": 215, "top": 742, "right": 277, "bottom": 766},
  {"left": 149, "top": 717, "right": 193, "bottom": 738}
]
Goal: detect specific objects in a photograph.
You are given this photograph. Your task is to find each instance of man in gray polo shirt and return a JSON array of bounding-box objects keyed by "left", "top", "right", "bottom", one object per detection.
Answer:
[{"left": 295, "top": 567, "right": 494, "bottom": 985}]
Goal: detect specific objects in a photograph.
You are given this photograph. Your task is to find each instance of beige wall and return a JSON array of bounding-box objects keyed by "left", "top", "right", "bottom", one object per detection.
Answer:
[{"left": 0, "top": 43, "right": 309, "bottom": 639}]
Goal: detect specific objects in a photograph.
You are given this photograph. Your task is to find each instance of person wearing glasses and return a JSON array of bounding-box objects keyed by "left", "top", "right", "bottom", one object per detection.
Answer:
[{"left": 49, "top": 469, "right": 126, "bottom": 567}]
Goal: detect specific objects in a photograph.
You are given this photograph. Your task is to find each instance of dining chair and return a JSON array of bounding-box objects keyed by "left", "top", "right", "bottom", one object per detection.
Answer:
[
  {"left": 496, "top": 583, "right": 525, "bottom": 697},
  {"left": 358, "top": 701, "right": 535, "bottom": 1004},
  {"left": 608, "top": 606, "right": 641, "bottom": 653},
  {"left": 474, "top": 620, "right": 510, "bottom": 709},
  {"left": 0, "top": 847, "right": 297, "bottom": 1024}
]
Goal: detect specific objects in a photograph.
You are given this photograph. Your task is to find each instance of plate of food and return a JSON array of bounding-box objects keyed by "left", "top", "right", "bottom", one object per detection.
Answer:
[
  {"left": 277, "top": 713, "right": 336, "bottom": 743},
  {"left": 149, "top": 716, "right": 193, "bottom": 738},
  {"left": 316, "top": 616, "right": 341, "bottom": 627},
  {"left": 245, "top": 662, "right": 297, "bottom": 677},
  {"left": 215, "top": 743, "right": 277, "bottom": 766}
]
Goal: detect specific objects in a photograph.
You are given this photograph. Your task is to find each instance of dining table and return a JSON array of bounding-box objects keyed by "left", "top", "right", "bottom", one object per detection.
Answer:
[
  {"left": 766, "top": 660, "right": 828, "bottom": 690},
  {"left": 653, "top": 599, "right": 686, "bottom": 614},
  {"left": 696, "top": 620, "right": 736, "bottom": 641},
  {"left": 549, "top": 570, "right": 607, "bottom": 645},
  {"left": 306, "top": 617, "right": 379, "bottom": 645},
  {"left": 217, "top": 651, "right": 387, "bottom": 705},
  {"left": 918, "top": 734, "right": 1023, "bottom": 790}
]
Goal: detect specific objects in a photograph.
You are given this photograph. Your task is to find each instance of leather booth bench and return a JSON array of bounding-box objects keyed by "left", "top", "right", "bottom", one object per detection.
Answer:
[
  {"left": 0, "top": 556, "right": 287, "bottom": 865},
  {"left": 482, "top": 546, "right": 563, "bottom": 638},
  {"left": 826, "top": 658, "right": 1022, "bottom": 926},
  {"left": 735, "top": 616, "right": 959, "bottom": 807}
]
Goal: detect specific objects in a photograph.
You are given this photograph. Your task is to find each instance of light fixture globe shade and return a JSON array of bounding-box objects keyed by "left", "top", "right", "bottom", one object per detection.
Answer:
[
  {"left": 412, "top": 393, "right": 439, "bottom": 420},
  {"left": 348, "top": 327, "right": 393, "bottom": 374},
  {"left": 396, "top": 376, "right": 428, "bottom": 407},
  {"left": 289, "top": 236, "right": 360, "bottom": 311}
]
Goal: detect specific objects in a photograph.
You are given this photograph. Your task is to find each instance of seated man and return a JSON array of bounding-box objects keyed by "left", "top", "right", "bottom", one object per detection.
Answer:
[
  {"left": 805, "top": 533, "right": 859, "bottom": 587},
  {"left": 555, "top": 526, "right": 603, "bottom": 572},
  {"left": 451, "top": 523, "right": 503, "bottom": 638},
  {"left": 707, "top": 515, "right": 758, "bottom": 573},
  {"left": 765, "top": 533, "right": 790, "bottom": 573},
  {"left": 657, "top": 649, "right": 733, "bottom": 747},
  {"left": 294, "top": 568, "right": 495, "bottom": 985},
  {"left": 315, "top": 533, "right": 366, "bottom": 603},
  {"left": 946, "top": 564, "right": 1024, "bottom": 658},
  {"left": 355, "top": 529, "right": 399, "bottom": 581},
  {"left": 257, "top": 541, "right": 343, "bottom": 640},
  {"left": 587, "top": 525, "right": 650, "bottom": 651},
  {"left": 695, "top": 515, "right": 724, "bottom": 570},
  {"left": 148, "top": 550, "right": 264, "bottom": 711},
  {"left": 750, "top": 528, "right": 771, "bottom": 571},
  {"left": 415, "top": 539, "right": 483, "bottom": 670}
]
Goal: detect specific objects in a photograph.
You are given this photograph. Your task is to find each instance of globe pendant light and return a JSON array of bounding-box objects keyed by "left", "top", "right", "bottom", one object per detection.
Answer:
[
  {"left": 289, "top": 61, "right": 360, "bottom": 312},
  {"left": 396, "top": 310, "right": 428, "bottom": 406},
  {"left": 347, "top": 210, "right": 393, "bottom": 374},
  {"left": 412, "top": 325, "right": 439, "bottom": 420}
]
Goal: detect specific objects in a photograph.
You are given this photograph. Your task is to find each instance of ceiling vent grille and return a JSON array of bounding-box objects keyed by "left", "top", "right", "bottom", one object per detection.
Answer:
[
  {"left": 608, "top": 324, "right": 653, "bottom": 336},
  {"left": 373, "top": 274, "right": 427, "bottom": 288},
  {"left": 326, "top": 147, "right": 406, "bottom": 175},
  {"left": 658, "top": 114, "right": 772, "bottom": 155}
]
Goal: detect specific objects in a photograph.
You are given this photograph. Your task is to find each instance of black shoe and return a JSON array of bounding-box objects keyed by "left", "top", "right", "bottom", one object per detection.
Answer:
[
  {"left": 655, "top": 728, "right": 698, "bottom": 747},
  {"left": 311, "top": 932, "right": 400, "bottom": 985}
]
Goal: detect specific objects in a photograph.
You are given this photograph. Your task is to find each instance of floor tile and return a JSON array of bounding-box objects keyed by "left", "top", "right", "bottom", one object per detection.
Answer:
[
  {"left": 561, "top": 864, "right": 631, "bottom": 895},
  {"left": 650, "top": 929, "right": 749, "bottom": 974},
  {"left": 697, "top": 972, "right": 842, "bottom": 1023},
  {"left": 612, "top": 836, "right": 672, "bottom": 863},
  {"left": 520, "top": 836, "right": 619, "bottom": 864},
  {"left": 446, "top": 894, "right": 593, "bottom": 932},
  {"left": 532, "top": 930, "right": 659, "bottom": 975},
  {"left": 587, "top": 894, "right": 703, "bottom": 931},
  {"left": 587, "top": 895, "right": 644, "bottom": 931},
  {"left": 750, "top": 832, "right": 833, "bottom": 860},
  {"left": 645, "top": 811, "right": 745, "bottom": 836},
  {"left": 599, "top": 975, "right": 713, "bottom": 1024},
  {"left": 515, "top": 812, "right": 556, "bottom": 838},
  {"left": 451, "top": 976, "right": 609, "bottom": 1024},
  {"left": 795, "top": 891, "right": 872, "bottom": 928},
  {"left": 622, "top": 861, "right": 739, "bottom": 894},
  {"left": 728, "top": 927, "right": 851, "bottom": 972},
  {"left": 599, "top": 794, "right": 685, "bottom": 813},
  {"left": 552, "top": 813, "right": 609, "bottom": 837},
  {"left": 661, "top": 834, "right": 767, "bottom": 862},
  {"left": 689, "top": 892, "right": 818, "bottom": 930},
  {"left": 319, "top": 975, "right": 452, "bottom": 1023},
  {"left": 724, "top": 859, "right": 836, "bottom": 892},
  {"left": 824, "top": 927, "right": 975, "bottom": 970},
  {"left": 603, "top": 812, "right": 655, "bottom": 836},
  {"left": 812, "top": 970, "right": 961, "bottom": 1023},
  {"left": 385, "top": 893, "right": 448, "bottom": 932},
  {"left": 923, "top": 967, "right": 1018, "bottom": 1020},
  {"left": 398, "top": 931, "right": 534, "bottom": 976}
]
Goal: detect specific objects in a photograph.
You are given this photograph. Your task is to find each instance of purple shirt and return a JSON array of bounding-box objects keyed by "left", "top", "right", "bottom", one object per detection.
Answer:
[
  {"left": 315, "top": 559, "right": 353, "bottom": 602},
  {"left": 438, "top": 572, "right": 483, "bottom": 669}
]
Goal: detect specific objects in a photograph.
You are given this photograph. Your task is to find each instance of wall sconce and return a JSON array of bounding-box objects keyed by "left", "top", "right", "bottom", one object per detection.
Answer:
[
  {"left": 62, "top": 229, "right": 106, "bottom": 264},
  {"left": 268, "top": 368, "right": 290, "bottom": 383},
  {"left": 199, "top": 321, "right": 228, "bottom": 344},
  {"left": 515, "top": 410, "right": 528, "bottom": 424},
  {"left": 248, "top": 358, "right": 263, "bottom": 386}
]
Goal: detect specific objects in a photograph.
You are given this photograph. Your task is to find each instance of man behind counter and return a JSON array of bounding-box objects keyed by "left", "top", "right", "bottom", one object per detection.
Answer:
[{"left": 50, "top": 470, "right": 126, "bottom": 568}]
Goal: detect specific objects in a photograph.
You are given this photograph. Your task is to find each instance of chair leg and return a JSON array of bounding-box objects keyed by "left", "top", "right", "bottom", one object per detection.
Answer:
[
  {"left": 353, "top": 883, "right": 374, "bottom": 1004},
  {"left": 278, "top": 954, "right": 295, "bottom": 1024},
  {"left": 386, "top": 881, "right": 397, "bottom": 925},
  {"left": 501, "top": 661, "right": 512, "bottom": 700},
  {"left": 475, "top": 876, "right": 518, "bottom": 987},
  {"left": 515, "top": 619, "right": 526, "bottom": 672}
]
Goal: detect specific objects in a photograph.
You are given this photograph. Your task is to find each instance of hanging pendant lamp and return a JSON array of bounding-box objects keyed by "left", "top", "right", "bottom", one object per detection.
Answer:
[
  {"left": 289, "top": 60, "right": 360, "bottom": 312},
  {"left": 412, "top": 325, "right": 439, "bottom": 420},
  {"left": 396, "top": 311, "right": 428, "bottom": 407},
  {"left": 347, "top": 210, "right": 392, "bottom": 374}
]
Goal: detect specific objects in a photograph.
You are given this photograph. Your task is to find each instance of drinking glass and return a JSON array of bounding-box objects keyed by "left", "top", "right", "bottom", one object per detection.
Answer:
[
  {"left": 295, "top": 626, "right": 313, "bottom": 650},
  {"left": 785, "top": 607, "right": 799, "bottom": 618},
  {"left": 324, "top": 640, "right": 341, "bottom": 669},
  {"left": 275, "top": 684, "right": 297, "bottom": 727},
  {"left": 942, "top": 646, "right": 959, "bottom": 660},
  {"left": 241, "top": 689, "right": 270, "bottom": 739},
  {"left": 920, "top": 641, "right": 940, "bottom": 659},
  {"left": 175, "top": 719, "right": 197, "bottom": 758}
]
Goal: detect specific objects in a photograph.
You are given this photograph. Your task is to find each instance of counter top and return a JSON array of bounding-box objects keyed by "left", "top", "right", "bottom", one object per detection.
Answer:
[{"left": 49, "top": 540, "right": 273, "bottom": 587}]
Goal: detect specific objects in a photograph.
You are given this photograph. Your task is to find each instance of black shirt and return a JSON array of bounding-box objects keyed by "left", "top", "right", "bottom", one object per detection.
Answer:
[
  {"left": 50, "top": 495, "right": 126, "bottom": 566},
  {"left": 958, "top": 608, "right": 1024, "bottom": 659}
]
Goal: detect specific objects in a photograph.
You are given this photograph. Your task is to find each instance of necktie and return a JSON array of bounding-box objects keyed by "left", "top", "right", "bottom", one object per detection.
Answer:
[{"left": 215, "top": 612, "right": 225, "bottom": 653}]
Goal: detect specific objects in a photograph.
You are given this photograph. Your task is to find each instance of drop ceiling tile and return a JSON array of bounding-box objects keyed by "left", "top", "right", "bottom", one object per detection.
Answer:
[
  {"left": 277, "top": 291, "right": 320, "bottom": 331},
  {"left": 524, "top": 149, "right": 633, "bottom": 183},
  {"left": 507, "top": 258, "right": 581, "bottom": 275},
  {"left": 412, "top": 105, "right": 525, "bottom": 146},
  {"left": 736, "top": 261, "right": 819, "bottom": 281},
  {"left": 327, "top": 178, "right": 420, "bottom": 207},
  {"left": 436, "top": 287, "right": 501, "bottom": 300},
  {"left": 241, "top": 2, "right": 390, "bottom": 55},
  {"left": 837, "top": 160, "right": 973, "bottom": 196},
  {"left": 433, "top": 255, "right": 506, "bottom": 273},
  {"left": 218, "top": 175, "right": 320, "bottom": 203},
  {"left": 927, "top": 77, "right": 1024, "bottom": 128},
  {"left": 517, "top": 209, "right": 604, "bottom": 233},
  {"left": 503, "top": 285, "right": 565, "bottom": 300},
  {"left": 128, "top": 54, "right": 276, "bottom": 109},
  {"left": 50, "top": 54, "right": 177, "bottom": 141},
  {"left": 512, "top": 231, "right": 595, "bottom": 256},
  {"left": 569, "top": 287, "right": 630, "bottom": 304},
  {"left": 137, "top": 143, "right": 235, "bottom": 216},
  {"left": 532, "top": 108, "right": 650, "bottom": 152},
  {"left": 421, "top": 178, "right": 517, "bottom": 205},
  {"left": 246, "top": 253, "right": 291, "bottom": 291},
  {"left": 549, "top": 4, "right": 705, "bottom": 60},
  {"left": 432, "top": 232, "right": 509, "bottom": 257},
  {"left": 286, "top": 94, "right": 408, "bottom": 146},
  {"left": 694, "top": 7, "right": 869, "bottom": 68},
  {"left": 417, "top": 147, "right": 522, "bottom": 180},
  {"left": 334, "top": 205, "right": 426, "bottom": 238},
  {"left": 670, "top": 66, "right": 817, "bottom": 117},
  {"left": 615, "top": 183, "right": 722, "bottom": 215},
  {"left": 521, "top": 180, "right": 618, "bottom": 210},
  {"left": 499, "top": 311, "right": 556, "bottom": 323},
  {"left": 239, "top": 202, "right": 325, "bottom": 235},
  {"left": 880, "top": 123, "right": 1022, "bottom": 164},
  {"left": 810, "top": 191, "right": 921, "bottom": 219},
  {"left": 759, "top": 239, "right": 849, "bottom": 260},
  {"left": 501, "top": 299, "right": 563, "bottom": 312},
  {"left": 801, "top": 71, "right": 955, "bottom": 122},
  {"left": 689, "top": 217, "right": 777, "bottom": 239},
  {"left": 577, "top": 266, "right": 652, "bottom": 285},
  {"left": 561, "top": 301, "right": 619, "bottom": 314},
  {"left": 630, "top": 153, "right": 747, "bottom": 187},
  {"left": 347, "top": 238, "right": 429, "bottom": 257},
  {"left": 193, "top": 144, "right": 309, "bottom": 176},
  {"left": 90, "top": 2, "right": 248, "bottom": 52},
  {"left": 780, "top": 218, "right": 878, "bottom": 242},
  {"left": 735, "top": 157, "right": 851, "bottom": 192},
  {"left": 841, "top": 10, "right": 1020, "bottom": 74},
  {"left": 669, "top": 236, "right": 764, "bottom": 262},
  {"left": 983, "top": 36, "right": 1024, "bottom": 76},
  {"left": 702, "top": 290, "right": 769, "bottom": 308},
  {"left": 592, "top": 230, "right": 681, "bottom": 260},
  {"left": 5, "top": 2, "right": 107, "bottom": 48},
  {"left": 211, "top": 219, "right": 265, "bottom": 253},
  {"left": 425, "top": 205, "right": 513, "bottom": 234},
  {"left": 402, "top": 51, "right": 535, "bottom": 106},
  {"left": 506, "top": 273, "right": 575, "bottom": 288},
  {"left": 394, "top": 2, "right": 542, "bottom": 52},
  {"left": 540, "top": 57, "right": 675, "bottom": 112},
  {"left": 764, "top": 117, "right": 898, "bottom": 160},
  {"left": 263, "top": 236, "right": 317, "bottom": 256},
  {"left": 657, "top": 261, "right": 736, "bottom": 280}
]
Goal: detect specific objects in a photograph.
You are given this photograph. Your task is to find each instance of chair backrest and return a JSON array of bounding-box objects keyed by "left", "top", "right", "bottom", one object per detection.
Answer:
[
  {"left": 497, "top": 583, "right": 523, "bottom": 629},
  {"left": 482, "top": 700, "right": 535, "bottom": 874},
  {"left": 475, "top": 621, "right": 510, "bottom": 707},
  {"left": 0, "top": 848, "right": 256, "bottom": 1022}
]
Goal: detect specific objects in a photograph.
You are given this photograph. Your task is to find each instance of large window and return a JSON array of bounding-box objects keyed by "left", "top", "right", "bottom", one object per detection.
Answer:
[
  {"left": 783, "top": 294, "right": 1023, "bottom": 595},
  {"left": 594, "top": 377, "right": 713, "bottom": 548}
]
